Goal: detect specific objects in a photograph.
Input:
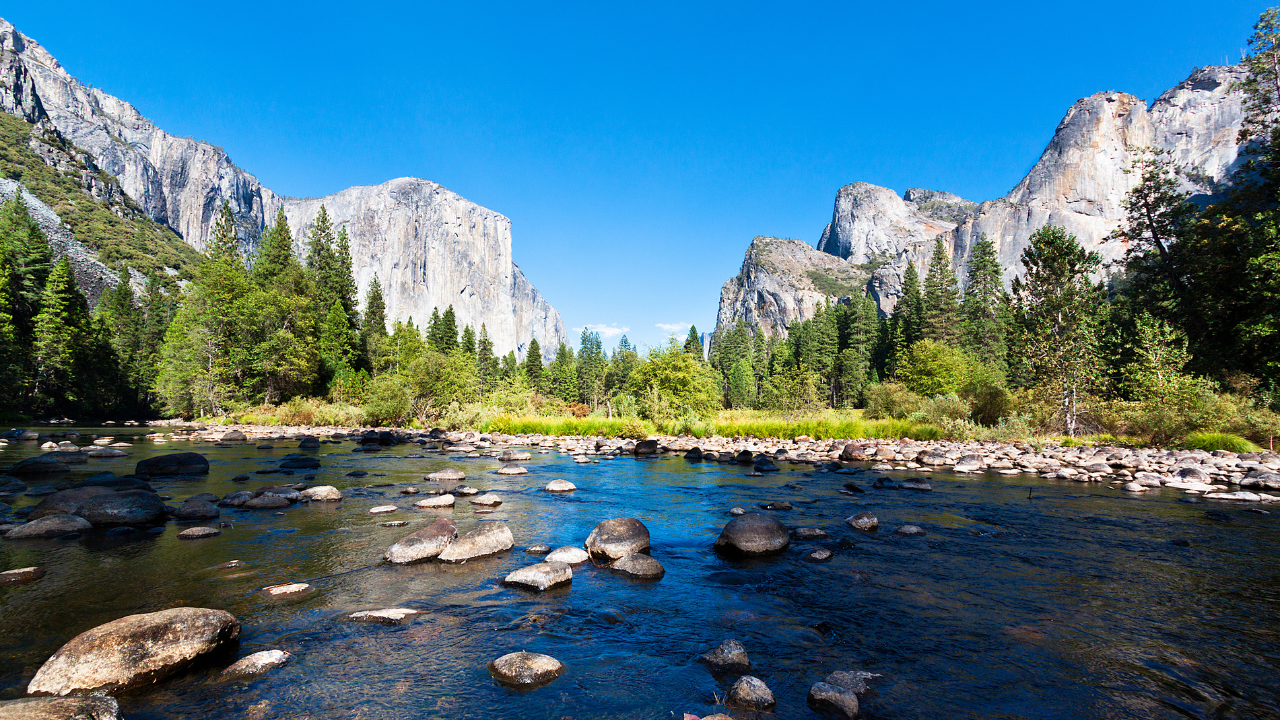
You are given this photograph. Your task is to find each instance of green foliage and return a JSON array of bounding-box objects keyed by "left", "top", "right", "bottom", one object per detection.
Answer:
[
  {"left": 524, "top": 337, "right": 544, "bottom": 389},
  {"left": 627, "top": 340, "right": 721, "bottom": 422},
  {"left": 363, "top": 373, "right": 413, "bottom": 426},
  {"left": 921, "top": 236, "right": 961, "bottom": 345},
  {"left": 1179, "top": 432, "right": 1261, "bottom": 453},
  {"left": 726, "top": 357, "right": 755, "bottom": 409},
  {"left": 909, "top": 393, "right": 971, "bottom": 426},
  {"left": 961, "top": 233, "right": 1008, "bottom": 369},
  {"left": 895, "top": 340, "right": 990, "bottom": 397},
  {"left": 805, "top": 269, "right": 864, "bottom": 298},
  {"left": 577, "top": 329, "right": 606, "bottom": 407},
  {"left": 683, "top": 325, "right": 704, "bottom": 358},
  {"left": 758, "top": 365, "right": 825, "bottom": 416},
  {"left": 864, "top": 382, "right": 925, "bottom": 420},
  {"left": 546, "top": 342, "right": 579, "bottom": 402},
  {"left": 405, "top": 349, "right": 479, "bottom": 420}
]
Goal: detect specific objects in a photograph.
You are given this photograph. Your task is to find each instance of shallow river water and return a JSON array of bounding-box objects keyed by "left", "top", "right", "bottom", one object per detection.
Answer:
[{"left": 1, "top": 430, "right": 1279, "bottom": 720}]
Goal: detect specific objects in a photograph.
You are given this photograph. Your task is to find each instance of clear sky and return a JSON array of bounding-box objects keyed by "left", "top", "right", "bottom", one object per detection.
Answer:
[{"left": 5, "top": 1, "right": 1266, "bottom": 351}]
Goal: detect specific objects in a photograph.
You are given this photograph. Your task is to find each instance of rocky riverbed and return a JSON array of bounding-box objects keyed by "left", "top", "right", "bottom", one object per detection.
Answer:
[{"left": 0, "top": 425, "right": 1277, "bottom": 719}]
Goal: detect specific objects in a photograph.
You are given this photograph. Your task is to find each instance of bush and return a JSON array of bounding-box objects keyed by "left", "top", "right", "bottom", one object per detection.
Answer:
[
  {"left": 864, "top": 383, "right": 925, "bottom": 420},
  {"left": 363, "top": 375, "right": 413, "bottom": 427},
  {"left": 896, "top": 340, "right": 989, "bottom": 396},
  {"left": 962, "top": 381, "right": 1014, "bottom": 427},
  {"left": 618, "top": 418, "right": 650, "bottom": 439},
  {"left": 1180, "top": 431, "right": 1262, "bottom": 453},
  {"left": 910, "top": 394, "right": 971, "bottom": 426}
]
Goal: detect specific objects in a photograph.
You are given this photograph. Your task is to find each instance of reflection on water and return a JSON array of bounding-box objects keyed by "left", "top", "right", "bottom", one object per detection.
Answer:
[{"left": 1, "top": 430, "right": 1279, "bottom": 719}]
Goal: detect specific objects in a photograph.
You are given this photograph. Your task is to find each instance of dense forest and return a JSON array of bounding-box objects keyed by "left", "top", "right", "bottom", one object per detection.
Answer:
[{"left": 5, "top": 12, "right": 1280, "bottom": 448}]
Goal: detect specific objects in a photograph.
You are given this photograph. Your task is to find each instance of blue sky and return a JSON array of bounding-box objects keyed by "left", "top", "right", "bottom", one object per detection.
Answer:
[{"left": 6, "top": 1, "right": 1265, "bottom": 351}]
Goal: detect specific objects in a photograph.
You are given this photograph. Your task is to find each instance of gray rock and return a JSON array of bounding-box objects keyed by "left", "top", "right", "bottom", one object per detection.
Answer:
[
  {"left": 6, "top": 455, "right": 70, "bottom": 478},
  {"left": 437, "top": 521, "right": 513, "bottom": 563},
  {"left": 807, "top": 681, "right": 859, "bottom": 718},
  {"left": 26, "top": 607, "right": 240, "bottom": 696},
  {"left": 0, "top": 566, "right": 46, "bottom": 585},
  {"left": 584, "top": 518, "right": 651, "bottom": 562},
  {"left": 134, "top": 452, "right": 209, "bottom": 477},
  {"left": 544, "top": 479, "right": 576, "bottom": 492},
  {"left": 805, "top": 548, "right": 833, "bottom": 562},
  {"left": 298, "top": 436, "right": 321, "bottom": 449},
  {"left": 427, "top": 468, "right": 465, "bottom": 481},
  {"left": 698, "top": 639, "right": 751, "bottom": 674},
  {"left": 488, "top": 651, "right": 565, "bottom": 688},
  {"left": 608, "top": 553, "right": 664, "bottom": 580},
  {"left": 385, "top": 518, "right": 458, "bottom": 564},
  {"left": 177, "top": 526, "right": 220, "bottom": 539},
  {"left": 243, "top": 495, "right": 290, "bottom": 510},
  {"left": 545, "top": 546, "right": 589, "bottom": 564},
  {"left": 1175, "top": 466, "right": 1211, "bottom": 482},
  {"left": 0, "top": 475, "right": 25, "bottom": 494},
  {"left": 498, "top": 449, "right": 531, "bottom": 462},
  {"left": 260, "top": 583, "right": 314, "bottom": 601},
  {"left": 73, "top": 490, "right": 165, "bottom": 526},
  {"left": 349, "top": 608, "right": 421, "bottom": 624},
  {"left": 824, "top": 669, "right": 880, "bottom": 695},
  {"left": 895, "top": 524, "right": 926, "bottom": 537},
  {"left": 714, "top": 513, "right": 790, "bottom": 556},
  {"left": 503, "top": 561, "right": 572, "bottom": 591},
  {"left": 0, "top": 697, "right": 121, "bottom": 720},
  {"left": 221, "top": 430, "right": 247, "bottom": 443},
  {"left": 300, "top": 486, "right": 342, "bottom": 502},
  {"left": 220, "top": 650, "right": 291, "bottom": 680},
  {"left": 525, "top": 544, "right": 551, "bottom": 555},
  {"left": 414, "top": 494, "right": 455, "bottom": 509},
  {"left": 29, "top": 487, "right": 112, "bottom": 520},
  {"left": 793, "top": 527, "right": 828, "bottom": 540},
  {"left": 5, "top": 515, "right": 92, "bottom": 539},
  {"left": 846, "top": 512, "right": 878, "bottom": 532},
  {"left": 633, "top": 439, "right": 659, "bottom": 455},
  {"left": 496, "top": 464, "right": 527, "bottom": 475},
  {"left": 727, "top": 675, "right": 775, "bottom": 710},
  {"left": 279, "top": 456, "right": 320, "bottom": 470},
  {"left": 174, "top": 499, "right": 219, "bottom": 521},
  {"left": 470, "top": 493, "right": 503, "bottom": 506}
]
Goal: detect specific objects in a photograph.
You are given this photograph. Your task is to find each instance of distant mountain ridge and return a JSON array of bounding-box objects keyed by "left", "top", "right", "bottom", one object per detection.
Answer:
[
  {"left": 717, "top": 64, "right": 1247, "bottom": 337},
  {"left": 0, "top": 17, "right": 566, "bottom": 359}
]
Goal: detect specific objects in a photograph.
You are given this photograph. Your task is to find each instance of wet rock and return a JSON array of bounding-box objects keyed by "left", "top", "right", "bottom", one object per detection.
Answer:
[
  {"left": 608, "top": 553, "right": 664, "bottom": 580},
  {"left": 231, "top": 474, "right": 250, "bottom": 483},
  {"left": 488, "top": 651, "right": 565, "bottom": 688},
  {"left": 900, "top": 480, "right": 932, "bottom": 491},
  {"left": 727, "top": 675, "right": 775, "bottom": 710},
  {"left": 5, "top": 515, "right": 92, "bottom": 540},
  {"left": 280, "top": 456, "right": 320, "bottom": 470},
  {"left": 220, "top": 650, "right": 291, "bottom": 680},
  {"left": 368, "top": 505, "right": 398, "bottom": 514},
  {"left": 135, "top": 452, "right": 209, "bottom": 477},
  {"left": 498, "top": 449, "right": 531, "bottom": 462},
  {"left": 6, "top": 455, "right": 71, "bottom": 478},
  {"left": 584, "top": 518, "right": 651, "bottom": 562},
  {"left": 85, "top": 448, "right": 127, "bottom": 459},
  {"left": 260, "top": 583, "right": 314, "bottom": 601},
  {"left": 0, "top": 475, "right": 25, "bottom": 494},
  {"left": 807, "top": 682, "right": 859, "bottom": 718},
  {"left": 714, "top": 513, "right": 790, "bottom": 556},
  {"left": 845, "top": 512, "right": 878, "bottom": 532},
  {"left": 414, "top": 494, "right": 455, "bottom": 509},
  {"left": 0, "top": 566, "right": 46, "bottom": 585},
  {"left": 526, "top": 544, "right": 552, "bottom": 554},
  {"left": 400, "top": 487, "right": 420, "bottom": 495},
  {"left": 895, "top": 524, "right": 926, "bottom": 537},
  {"left": 174, "top": 499, "right": 219, "bottom": 521},
  {"left": 634, "top": 439, "right": 659, "bottom": 456},
  {"left": 804, "top": 548, "right": 833, "bottom": 562},
  {"left": 544, "top": 479, "right": 576, "bottom": 492},
  {"left": 349, "top": 608, "right": 421, "bottom": 624},
  {"left": 186, "top": 493, "right": 219, "bottom": 504},
  {"left": 73, "top": 490, "right": 166, "bottom": 526},
  {"left": 346, "top": 470, "right": 368, "bottom": 478},
  {"left": 1121, "top": 482, "right": 1149, "bottom": 493},
  {"left": 496, "top": 464, "right": 528, "bottom": 476},
  {"left": 452, "top": 485, "right": 481, "bottom": 496},
  {"left": 1175, "top": 466, "right": 1211, "bottom": 482},
  {"left": 761, "top": 501, "right": 792, "bottom": 511},
  {"left": 698, "top": 639, "right": 751, "bottom": 674},
  {"left": 427, "top": 468, "right": 465, "bottom": 481},
  {"left": 793, "top": 527, "right": 828, "bottom": 540},
  {"left": 300, "top": 486, "right": 342, "bottom": 502},
  {"left": 27, "top": 607, "right": 240, "bottom": 696},
  {"left": 29, "top": 487, "right": 113, "bottom": 520},
  {"left": 824, "top": 669, "right": 880, "bottom": 694},
  {"left": 504, "top": 561, "right": 573, "bottom": 591},
  {"left": 385, "top": 518, "right": 458, "bottom": 564},
  {"left": 545, "top": 546, "right": 589, "bottom": 564},
  {"left": 471, "top": 493, "right": 503, "bottom": 506},
  {"left": 728, "top": 507, "right": 745, "bottom": 516},
  {"left": 298, "top": 436, "right": 321, "bottom": 449},
  {"left": 178, "top": 526, "right": 221, "bottom": 539},
  {"left": 221, "top": 430, "right": 247, "bottom": 443},
  {"left": 438, "top": 522, "right": 514, "bottom": 562},
  {"left": 684, "top": 447, "right": 703, "bottom": 460},
  {"left": 0, "top": 697, "right": 121, "bottom": 720},
  {"left": 752, "top": 455, "right": 780, "bottom": 472},
  {"left": 381, "top": 520, "right": 408, "bottom": 527},
  {"left": 243, "top": 495, "right": 290, "bottom": 510}
]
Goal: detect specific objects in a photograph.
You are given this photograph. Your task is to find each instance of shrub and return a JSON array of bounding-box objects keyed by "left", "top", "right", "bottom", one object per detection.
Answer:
[
  {"left": 567, "top": 402, "right": 591, "bottom": 418},
  {"left": 962, "top": 381, "right": 1014, "bottom": 427},
  {"left": 896, "top": 340, "right": 985, "bottom": 396},
  {"left": 864, "top": 383, "right": 925, "bottom": 420},
  {"left": 618, "top": 418, "right": 649, "bottom": 439},
  {"left": 1180, "top": 431, "right": 1262, "bottom": 453},
  {"left": 363, "top": 375, "right": 413, "bottom": 427},
  {"left": 910, "top": 394, "right": 971, "bottom": 426}
]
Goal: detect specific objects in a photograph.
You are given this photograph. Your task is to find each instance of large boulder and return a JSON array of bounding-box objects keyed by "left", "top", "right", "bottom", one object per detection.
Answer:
[
  {"left": 6, "top": 455, "right": 71, "bottom": 478},
  {"left": 73, "top": 491, "right": 166, "bottom": 526},
  {"left": 714, "top": 513, "right": 790, "bottom": 556},
  {"left": 503, "top": 561, "right": 572, "bottom": 591},
  {"left": 385, "top": 519, "right": 458, "bottom": 564},
  {"left": 135, "top": 453, "right": 209, "bottom": 477},
  {"left": 633, "top": 439, "right": 659, "bottom": 456},
  {"left": 438, "top": 522, "right": 514, "bottom": 563},
  {"left": 498, "top": 449, "right": 531, "bottom": 462},
  {"left": 220, "top": 430, "right": 247, "bottom": 443},
  {"left": 29, "top": 488, "right": 112, "bottom": 520},
  {"left": 698, "top": 639, "right": 751, "bottom": 674},
  {"left": 0, "top": 697, "right": 121, "bottom": 720},
  {"left": 300, "top": 486, "right": 342, "bottom": 502},
  {"left": 5, "top": 515, "right": 93, "bottom": 539},
  {"left": 174, "top": 499, "right": 219, "bottom": 521},
  {"left": 584, "top": 518, "right": 650, "bottom": 562},
  {"left": 728, "top": 675, "right": 775, "bottom": 710},
  {"left": 0, "top": 475, "right": 26, "bottom": 494},
  {"left": 807, "top": 682, "right": 859, "bottom": 718},
  {"left": 488, "top": 651, "right": 565, "bottom": 688},
  {"left": 608, "top": 553, "right": 664, "bottom": 580},
  {"left": 27, "top": 608, "right": 240, "bottom": 696}
]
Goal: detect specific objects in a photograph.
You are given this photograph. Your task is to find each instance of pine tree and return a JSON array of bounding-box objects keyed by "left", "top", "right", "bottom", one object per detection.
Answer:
[
  {"left": 320, "top": 298, "right": 357, "bottom": 367},
  {"left": 460, "top": 325, "right": 477, "bottom": 356},
  {"left": 0, "top": 252, "right": 20, "bottom": 406},
  {"left": 683, "top": 325, "right": 704, "bottom": 359},
  {"left": 438, "top": 306, "right": 459, "bottom": 353},
  {"left": 524, "top": 337, "right": 544, "bottom": 389},
  {"left": 476, "top": 324, "right": 498, "bottom": 390},
  {"left": 888, "top": 262, "right": 924, "bottom": 375},
  {"left": 921, "top": 237, "right": 961, "bottom": 345},
  {"left": 547, "top": 343, "right": 579, "bottom": 402},
  {"left": 251, "top": 208, "right": 294, "bottom": 286},
  {"left": 1011, "top": 225, "right": 1104, "bottom": 437},
  {"left": 332, "top": 227, "right": 358, "bottom": 325},
  {"left": 577, "top": 328, "right": 606, "bottom": 407},
  {"left": 605, "top": 336, "right": 638, "bottom": 397},
  {"left": 0, "top": 195, "right": 52, "bottom": 345},
  {"left": 31, "top": 259, "right": 90, "bottom": 411},
  {"left": 305, "top": 205, "right": 338, "bottom": 310},
  {"left": 361, "top": 275, "right": 388, "bottom": 370},
  {"left": 726, "top": 357, "right": 755, "bottom": 409},
  {"left": 961, "top": 233, "right": 1007, "bottom": 368},
  {"left": 500, "top": 351, "right": 518, "bottom": 379}
]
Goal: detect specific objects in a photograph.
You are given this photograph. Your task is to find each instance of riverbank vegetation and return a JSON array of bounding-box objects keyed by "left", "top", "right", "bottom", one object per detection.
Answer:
[{"left": 4, "top": 12, "right": 1280, "bottom": 450}]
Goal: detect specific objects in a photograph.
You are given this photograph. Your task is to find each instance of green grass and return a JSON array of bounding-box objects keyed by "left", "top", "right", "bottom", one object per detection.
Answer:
[
  {"left": 482, "top": 412, "right": 939, "bottom": 441},
  {"left": 1179, "top": 432, "right": 1261, "bottom": 453},
  {"left": 484, "top": 415, "right": 652, "bottom": 438}
]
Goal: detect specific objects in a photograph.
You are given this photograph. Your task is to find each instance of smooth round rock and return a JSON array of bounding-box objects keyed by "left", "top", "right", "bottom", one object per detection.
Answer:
[
  {"left": 504, "top": 561, "right": 572, "bottom": 591},
  {"left": 544, "top": 479, "right": 576, "bottom": 493},
  {"left": 220, "top": 650, "right": 292, "bottom": 680},
  {"left": 437, "top": 522, "right": 514, "bottom": 563},
  {"left": 698, "top": 639, "right": 751, "bottom": 673},
  {"left": 895, "top": 524, "right": 926, "bottom": 537},
  {"left": 808, "top": 681, "right": 860, "bottom": 718},
  {"left": 471, "top": 493, "right": 503, "bottom": 506},
  {"left": 73, "top": 490, "right": 166, "bottom": 526},
  {"left": 300, "top": 486, "right": 342, "bottom": 502},
  {"left": 385, "top": 519, "right": 458, "bottom": 564},
  {"left": 0, "top": 697, "right": 121, "bottom": 719},
  {"left": 349, "top": 608, "right": 422, "bottom": 624},
  {"left": 5, "top": 455, "right": 71, "bottom": 478},
  {"left": 525, "top": 544, "right": 552, "bottom": 555},
  {"left": 1121, "top": 482, "right": 1148, "bottom": 493},
  {"left": 178, "top": 526, "right": 221, "bottom": 539},
  {"left": 26, "top": 608, "right": 240, "bottom": 696},
  {"left": 174, "top": 499, "right": 219, "bottom": 521},
  {"left": 279, "top": 456, "right": 320, "bottom": 470},
  {"left": 608, "top": 553, "right": 664, "bottom": 580},
  {"left": 846, "top": 512, "right": 879, "bottom": 532},
  {"left": 134, "top": 452, "right": 209, "bottom": 476},
  {"left": 584, "top": 518, "right": 651, "bottom": 562},
  {"left": 452, "top": 486, "right": 480, "bottom": 496},
  {"left": 714, "top": 513, "right": 790, "bottom": 556},
  {"left": 728, "top": 507, "right": 746, "bottom": 516},
  {"left": 427, "top": 468, "right": 465, "bottom": 481},
  {"left": 488, "top": 651, "right": 565, "bottom": 688},
  {"left": 496, "top": 464, "right": 527, "bottom": 476},
  {"left": 414, "top": 494, "right": 455, "bottom": 509},
  {"left": 369, "top": 505, "right": 398, "bottom": 514},
  {"left": 545, "top": 546, "right": 589, "bottom": 564},
  {"left": 728, "top": 675, "right": 776, "bottom": 710},
  {"left": 5, "top": 515, "right": 93, "bottom": 539},
  {"left": 0, "top": 566, "right": 46, "bottom": 585},
  {"left": 29, "top": 487, "right": 112, "bottom": 520}
]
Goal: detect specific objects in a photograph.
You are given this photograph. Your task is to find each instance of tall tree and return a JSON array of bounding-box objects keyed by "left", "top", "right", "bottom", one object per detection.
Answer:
[
  {"left": 476, "top": 324, "right": 498, "bottom": 391},
  {"left": 361, "top": 275, "right": 388, "bottom": 371},
  {"left": 961, "top": 233, "right": 1008, "bottom": 368},
  {"left": 577, "top": 329, "right": 606, "bottom": 408},
  {"left": 1112, "top": 149, "right": 1196, "bottom": 320},
  {"left": 332, "top": 227, "right": 358, "bottom": 326},
  {"left": 251, "top": 208, "right": 295, "bottom": 287},
  {"left": 921, "top": 237, "right": 961, "bottom": 345},
  {"left": 0, "top": 195, "right": 52, "bottom": 345},
  {"left": 605, "top": 335, "right": 638, "bottom": 398},
  {"left": 31, "top": 259, "right": 91, "bottom": 412},
  {"left": 305, "top": 205, "right": 338, "bottom": 310},
  {"left": 524, "top": 337, "right": 544, "bottom": 389},
  {"left": 1011, "top": 225, "right": 1104, "bottom": 437},
  {"left": 547, "top": 343, "right": 579, "bottom": 402},
  {"left": 887, "top": 262, "right": 924, "bottom": 375},
  {"left": 683, "top": 325, "right": 704, "bottom": 359}
]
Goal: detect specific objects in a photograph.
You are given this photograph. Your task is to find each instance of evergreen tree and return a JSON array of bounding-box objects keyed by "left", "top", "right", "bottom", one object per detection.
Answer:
[
  {"left": 0, "top": 253, "right": 18, "bottom": 406},
  {"left": 961, "top": 233, "right": 1008, "bottom": 368},
  {"left": 251, "top": 208, "right": 294, "bottom": 286},
  {"left": 0, "top": 195, "right": 52, "bottom": 345},
  {"left": 460, "top": 325, "right": 477, "bottom": 357},
  {"left": 577, "top": 329, "right": 606, "bottom": 407},
  {"left": 524, "top": 337, "right": 544, "bottom": 389},
  {"left": 887, "top": 262, "right": 924, "bottom": 376},
  {"left": 361, "top": 275, "right": 388, "bottom": 370},
  {"left": 605, "top": 335, "right": 638, "bottom": 398},
  {"left": 477, "top": 324, "right": 498, "bottom": 390},
  {"left": 1113, "top": 150, "right": 1196, "bottom": 323},
  {"left": 305, "top": 205, "right": 338, "bottom": 310},
  {"left": 31, "top": 259, "right": 90, "bottom": 411},
  {"left": 1011, "top": 225, "right": 1104, "bottom": 437},
  {"left": 332, "top": 227, "right": 358, "bottom": 325},
  {"left": 547, "top": 343, "right": 579, "bottom": 402},
  {"left": 683, "top": 325, "right": 704, "bottom": 359},
  {"left": 500, "top": 351, "right": 519, "bottom": 379},
  {"left": 726, "top": 357, "right": 755, "bottom": 409},
  {"left": 438, "top": 306, "right": 459, "bottom": 352},
  {"left": 320, "top": 298, "right": 357, "bottom": 367},
  {"left": 921, "top": 237, "right": 961, "bottom": 345}
]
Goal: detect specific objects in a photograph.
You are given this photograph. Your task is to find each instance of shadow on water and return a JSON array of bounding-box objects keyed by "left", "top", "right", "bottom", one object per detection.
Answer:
[{"left": 1, "top": 429, "right": 1279, "bottom": 719}]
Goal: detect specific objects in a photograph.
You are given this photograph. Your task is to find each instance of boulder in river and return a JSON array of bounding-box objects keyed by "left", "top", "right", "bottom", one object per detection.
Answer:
[
  {"left": 471, "top": 493, "right": 503, "bottom": 506},
  {"left": 243, "top": 495, "right": 290, "bottom": 510},
  {"left": 221, "top": 430, "right": 247, "bottom": 443},
  {"left": 260, "top": 583, "right": 314, "bottom": 601},
  {"left": 349, "top": 608, "right": 422, "bottom": 625},
  {"left": 414, "top": 494, "right": 456, "bottom": 509},
  {"left": 895, "top": 524, "right": 926, "bottom": 537},
  {"left": 526, "top": 544, "right": 551, "bottom": 554},
  {"left": 0, "top": 566, "right": 46, "bottom": 585},
  {"left": 496, "top": 464, "right": 527, "bottom": 476},
  {"left": 438, "top": 522, "right": 514, "bottom": 563},
  {"left": 608, "top": 553, "right": 664, "bottom": 580},
  {"left": 135, "top": 453, "right": 209, "bottom": 477},
  {"left": 178, "top": 527, "right": 221, "bottom": 539},
  {"left": 73, "top": 491, "right": 166, "bottom": 526},
  {"left": 0, "top": 697, "right": 121, "bottom": 719},
  {"left": 29, "top": 487, "right": 113, "bottom": 520},
  {"left": 727, "top": 675, "right": 775, "bottom": 710},
  {"left": 219, "top": 650, "right": 292, "bottom": 680},
  {"left": 544, "top": 479, "right": 576, "bottom": 493},
  {"left": 279, "top": 456, "right": 321, "bottom": 470},
  {"left": 4, "top": 515, "right": 92, "bottom": 539},
  {"left": 385, "top": 518, "right": 458, "bottom": 564},
  {"left": 174, "top": 499, "right": 219, "bottom": 521},
  {"left": 427, "top": 468, "right": 465, "bottom": 481},
  {"left": 6, "top": 455, "right": 70, "bottom": 478},
  {"left": 845, "top": 512, "right": 878, "bottom": 532},
  {"left": 698, "top": 639, "right": 751, "bottom": 674},
  {"left": 300, "top": 486, "right": 342, "bottom": 502},
  {"left": 633, "top": 439, "right": 659, "bottom": 456},
  {"left": 584, "top": 518, "right": 651, "bottom": 562},
  {"left": 26, "top": 607, "right": 240, "bottom": 696},
  {"left": 498, "top": 449, "right": 531, "bottom": 462},
  {"left": 488, "top": 651, "right": 565, "bottom": 688},
  {"left": 807, "top": 681, "right": 859, "bottom": 718},
  {"left": 503, "top": 561, "right": 572, "bottom": 591},
  {"left": 714, "top": 513, "right": 790, "bottom": 556},
  {"left": 545, "top": 546, "right": 589, "bottom": 564}
]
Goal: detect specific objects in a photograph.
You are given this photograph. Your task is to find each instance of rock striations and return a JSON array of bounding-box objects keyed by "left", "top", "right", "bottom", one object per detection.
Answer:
[
  {"left": 0, "top": 18, "right": 565, "bottom": 358},
  {"left": 718, "top": 65, "right": 1248, "bottom": 330}
]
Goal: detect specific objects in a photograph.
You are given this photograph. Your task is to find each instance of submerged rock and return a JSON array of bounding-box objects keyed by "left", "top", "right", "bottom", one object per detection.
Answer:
[
  {"left": 698, "top": 639, "right": 751, "bottom": 674},
  {"left": 5, "top": 515, "right": 93, "bottom": 540},
  {"left": 178, "top": 527, "right": 221, "bottom": 539},
  {"left": 488, "top": 651, "right": 565, "bottom": 688},
  {"left": 437, "top": 522, "right": 514, "bottom": 563},
  {"left": 714, "top": 513, "right": 790, "bottom": 556},
  {"left": 471, "top": 493, "right": 503, "bottom": 506},
  {"left": 807, "top": 681, "right": 859, "bottom": 718},
  {"left": 279, "top": 456, "right": 320, "bottom": 470},
  {"left": 845, "top": 512, "right": 878, "bottom": 532},
  {"left": 895, "top": 524, "right": 926, "bottom": 537},
  {"left": 545, "top": 546, "right": 589, "bottom": 564},
  {"left": 27, "top": 608, "right": 240, "bottom": 696},
  {"left": 427, "top": 468, "right": 465, "bottom": 481},
  {"left": 0, "top": 697, "right": 121, "bottom": 720},
  {"left": 525, "top": 544, "right": 552, "bottom": 555},
  {"left": 727, "top": 675, "right": 775, "bottom": 710},
  {"left": 174, "top": 499, "right": 219, "bottom": 521},
  {"left": 584, "top": 518, "right": 651, "bottom": 562},
  {"left": 349, "top": 608, "right": 422, "bottom": 624},
  {"left": 134, "top": 452, "right": 209, "bottom": 476},
  {"left": 496, "top": 464, "right": 528, "bottom": 476},
  {"left": 6, "top": 455, "right": 71, "bottom": 478},
  {"left": 414, "top": 494, "right": 455, "bottom": 509},
  {"left": 608, "top": 553, "right": 664, "bottom": 580},
  {"left": 29, "top": 487, "right": 112, "bottom": 520},
  {"left": 259, "top": 583, "right": 314, "bottom": 601},
  {"left": 0, "top": 566, "right": 46, "bottom": 585},
  {"left": 220, "top": 650, "right": 292, "bottom": 680},
  {"left": 243, "top": 495, "right": 290, "bottom": 510},
  {"left": 504, "top": 561, "right": 572, "bottom": 591},
  {"left": 385, "top": 518, "right": 458, "bottom": 564}
]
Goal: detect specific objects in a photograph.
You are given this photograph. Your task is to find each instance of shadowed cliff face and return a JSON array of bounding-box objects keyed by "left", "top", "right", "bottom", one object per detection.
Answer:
[{"left": 0, "top": 18, "right": 566, "bottom": 360}]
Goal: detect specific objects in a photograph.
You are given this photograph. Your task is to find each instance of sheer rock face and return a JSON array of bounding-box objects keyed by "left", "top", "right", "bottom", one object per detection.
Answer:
[
  {"left": 816, "top": 182, "right": 961, "bottom": 266},
  {"left": 0, "top": 18, "right": 565, "bottom": 359},
  {"left": 716, "top": 236, "right": 872, "bottom": 338}
]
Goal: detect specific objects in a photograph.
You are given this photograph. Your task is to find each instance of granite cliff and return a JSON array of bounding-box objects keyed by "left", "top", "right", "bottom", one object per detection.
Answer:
[{"left": 0, "top": 17, "right": 565, "bottom": 359}]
